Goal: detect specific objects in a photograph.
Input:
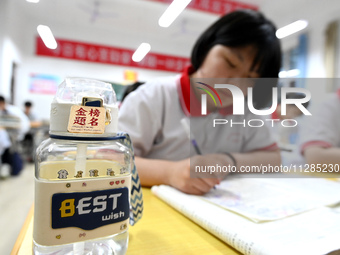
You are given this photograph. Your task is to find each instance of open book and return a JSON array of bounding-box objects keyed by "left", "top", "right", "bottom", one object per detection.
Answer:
[
  {"left": 202, "top": 177, "right": 340, "bottom": 222},
  {"left": 152, "top": 177, "right": 340, "bottom": 255}
]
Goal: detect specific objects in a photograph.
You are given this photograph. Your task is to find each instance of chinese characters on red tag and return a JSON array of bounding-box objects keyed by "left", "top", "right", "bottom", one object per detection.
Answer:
[{"left": 68, "top": 105, "right": 106, "bottom": 134}]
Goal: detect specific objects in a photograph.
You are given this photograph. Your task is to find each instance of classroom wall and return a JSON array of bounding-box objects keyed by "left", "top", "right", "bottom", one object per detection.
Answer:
[
  {"left": 0, "top": 0, "right": 14, "bottom": 99},
  {"left": 0, "top": 0, "right": 5, "bottom": 97}
]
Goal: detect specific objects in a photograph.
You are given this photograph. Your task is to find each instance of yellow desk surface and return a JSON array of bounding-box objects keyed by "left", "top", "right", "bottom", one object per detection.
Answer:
[{"left": 12, "top": 188, "right": 240, "bottom": 255}]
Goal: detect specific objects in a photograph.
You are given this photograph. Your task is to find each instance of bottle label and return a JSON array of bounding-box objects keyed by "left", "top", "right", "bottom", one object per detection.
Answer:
[
  {"left": 52, "top": 187, "right": 129, "bottom": 230},
  {"left": 67, "top": 105, "right": 106, "bottom": 134},
  {"left": 34, "top": 177, "right": 131, "bottom": 246}
]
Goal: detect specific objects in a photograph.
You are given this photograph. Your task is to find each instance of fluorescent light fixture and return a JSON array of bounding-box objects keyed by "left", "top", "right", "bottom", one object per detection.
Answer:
[
  {"left": 158, "top": 0, "right": 192, "bottom": 28},
  {"left": 37, "top": 25, "right": 57, "bottom": 49},
  {"left": 132, "top": 43, "right": 151, "bottom": 62},
  {"left": 279, "top": 71, "right": 286, "bottom": 78},
  {"left": 276, "top": 20, "right": 308, "bottom": 39},
  {"left": 26, "top": 0, "right": 40, "bottom": 3},
  {"left": 279, "top": 69, "right": 300, "bottom": 78}
]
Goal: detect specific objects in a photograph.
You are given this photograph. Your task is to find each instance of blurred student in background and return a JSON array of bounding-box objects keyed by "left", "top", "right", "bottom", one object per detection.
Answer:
[
  {"left": 0, "top": 96, "right": 30, "bottom": 141},
  {"left": 0, "top": 96, "right": 30, "bottom": 175},
  {"left": 300, "top": 90, "right": 340, "bottom": 165},
  {"left": 0, "top": 129, "right": 11, "bottom": 162},
  {"left": 119, "top": 10, "right": 282, "bottom": 195},
  {"left": 22, "top": 101, "right": 41, "bottom": 162},
  {"left": 23, "top": 101, "right": 37, "bottom": 121}
]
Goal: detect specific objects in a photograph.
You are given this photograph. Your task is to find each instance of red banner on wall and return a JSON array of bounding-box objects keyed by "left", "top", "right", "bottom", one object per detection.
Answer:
[
  {"left": 36, "top": 37, "right": 190, "bottom": 73},
  {"left": 151, "top": 0, "right": 258, "bottom": 15}
]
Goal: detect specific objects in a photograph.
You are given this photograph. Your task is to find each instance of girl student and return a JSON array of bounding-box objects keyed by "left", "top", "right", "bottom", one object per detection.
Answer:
[{"left": 118, "top": 9, "right": 282, "bottom": 195}]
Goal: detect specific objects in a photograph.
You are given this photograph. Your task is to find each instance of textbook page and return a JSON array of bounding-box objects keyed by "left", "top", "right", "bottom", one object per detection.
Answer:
[
  {"left": 202, "top": 177, "right": 340, "bottom": 222},
  {"left": 151, "top": 185, "right": 340, "bottom": 255}
]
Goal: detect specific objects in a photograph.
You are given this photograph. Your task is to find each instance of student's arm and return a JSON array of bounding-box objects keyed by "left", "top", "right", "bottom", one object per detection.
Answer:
[
  {"left": 135, "top": 156, "right": 221, "bottom": 195},
  {"left": 134, "top": 149, "right": 281, "bottom": 195},
  {"left": 304, "top": 146, "right": 340, "bottom": 165}
]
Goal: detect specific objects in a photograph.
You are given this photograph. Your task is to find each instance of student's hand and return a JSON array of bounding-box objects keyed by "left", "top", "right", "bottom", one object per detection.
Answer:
[{"left": 168, "top": 154, "right": 231, "bottom": 195}]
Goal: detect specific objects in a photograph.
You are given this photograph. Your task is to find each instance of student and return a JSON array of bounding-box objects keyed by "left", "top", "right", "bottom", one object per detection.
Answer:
[
  {"left": 118, "top": 10, "right": 282, "bottom": 195},
  {"left": 22, "top": 100, "right": 43, "bottom": 162},
  {"left": 0, "top": 96, "right": 30, "bottom": 175},
  {"left": 0, "top": 96, "right": 30, "bottom": 141},
  {"left": 300, "top": 90, "right": 340, "bottom": 165},
  {"left": 0, "top": 128, "right": 11, "bottom": 161},
  {"left": 24, "top": 101, "right": 35, "bottom": 121}
]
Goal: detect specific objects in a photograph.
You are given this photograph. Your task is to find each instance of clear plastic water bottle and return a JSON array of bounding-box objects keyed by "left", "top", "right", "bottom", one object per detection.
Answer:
[{"left": 33, "top": 78, "right": 135, "bottom": 255}]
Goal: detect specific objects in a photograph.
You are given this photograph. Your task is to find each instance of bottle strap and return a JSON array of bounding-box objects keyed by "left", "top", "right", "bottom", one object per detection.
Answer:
[{"left": 117, "top": 132, "right": 143, "bottom": 226}]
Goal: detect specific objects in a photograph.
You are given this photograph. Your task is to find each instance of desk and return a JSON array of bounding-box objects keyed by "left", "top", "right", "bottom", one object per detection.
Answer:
[{"left": 12, "top": 188, "right": 240, "bottom": 255}]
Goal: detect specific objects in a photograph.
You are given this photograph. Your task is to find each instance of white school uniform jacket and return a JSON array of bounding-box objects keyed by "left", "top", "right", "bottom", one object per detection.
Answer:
[
  {"left": 118, "top": 66, "right": 277, "bottom": 160},
  {"left": 0, "top": 104, "right": 30, "bottom": 141},
  {"left": 300, "top": 90, "right": 340, "bottom": 153},
  {"left": 0, "top": 129, "right": 11, "bottom": 155}
]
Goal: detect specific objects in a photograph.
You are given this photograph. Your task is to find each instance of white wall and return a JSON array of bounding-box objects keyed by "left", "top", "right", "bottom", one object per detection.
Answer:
[
  {"left": 0, "top": 0, "right": 19, "bottom": 99},
  {"left": 0, "top": 0, "right": 7, "bottom": 97}
]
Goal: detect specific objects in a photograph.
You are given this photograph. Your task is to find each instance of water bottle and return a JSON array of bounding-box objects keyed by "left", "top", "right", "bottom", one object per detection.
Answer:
[{"left": 33, "top": 78, "right": 142, "bottom": 255}]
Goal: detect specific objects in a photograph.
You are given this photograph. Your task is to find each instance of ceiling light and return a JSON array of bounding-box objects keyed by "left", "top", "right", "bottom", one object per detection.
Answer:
[
  {"left": 37, "top": 25, "right": 58, "bottom": 49},
  {"left": 276, "top": 20, "right": 308, "bottom": 39},
  {"left": 26, "top": 0, "right": 40, "bottom": 3},
  {"left": 132, "top": 43, "right": 151, "bottom": 62},
  {"left": 158, "top": 0, "right": 192, "bottom": 28},
  {"left": 279, "top": 69, "right": 300, "bottom": 78}
]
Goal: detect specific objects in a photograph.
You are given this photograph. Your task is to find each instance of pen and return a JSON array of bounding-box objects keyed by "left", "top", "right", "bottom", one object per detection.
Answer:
[
  {"left": 181, "top": 118, "right": 217, "bottom": 190},
  {"left": 181, "top": 118, "right": 216, "bottom": 189},
  {"left": 180, "top": 118, "right": 202, "bottom": 155}
]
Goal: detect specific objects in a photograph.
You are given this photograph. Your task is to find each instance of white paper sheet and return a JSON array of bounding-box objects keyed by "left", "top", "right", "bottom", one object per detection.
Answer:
[{"left": 203, "top": 177, "right": 340, "bottom": 222}]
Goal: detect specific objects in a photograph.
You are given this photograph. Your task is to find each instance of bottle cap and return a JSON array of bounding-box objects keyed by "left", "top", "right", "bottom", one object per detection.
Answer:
[{"left": 49, "top": 78, "right": 118, "bottom": 137}]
